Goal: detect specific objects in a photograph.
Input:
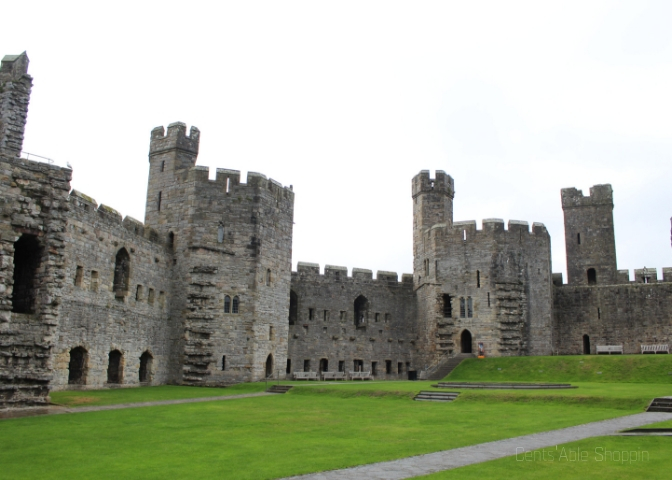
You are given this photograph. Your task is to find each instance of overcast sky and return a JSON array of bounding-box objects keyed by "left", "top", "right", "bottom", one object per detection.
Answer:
[{"left": 3, "top": 1, "right": 671, "bottom": 280}]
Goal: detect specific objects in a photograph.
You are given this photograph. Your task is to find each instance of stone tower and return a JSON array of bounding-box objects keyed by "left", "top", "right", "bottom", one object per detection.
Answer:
[
  {"left": 411, "top": 170, "right": 455, "bottom": 366},
  {"left": 145, "top": 124, "right": 295, "bottom": 383},
  {"left": 0, "top": 52, "right": 32, "bottom": 157},
  {"left": 561, "top": 185, "right": 617, "bottom": 286}
]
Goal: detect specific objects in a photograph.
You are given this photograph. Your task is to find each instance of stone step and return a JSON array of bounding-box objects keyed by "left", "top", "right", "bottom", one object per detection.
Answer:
[
  {"left": 432, "top": 382, "right": 575, "bottom": 390},
  {"left": 426, "top": 354, "right": 475, "bottom": 381},
  {"left": 266, "top": 385, "right": 293, "bottom": 394},
  {"left": 647, "top": 398, "right": 672, "bottom": 412},
  {"left": 414, "top": 391, "right": 459, "bottom": 402}
]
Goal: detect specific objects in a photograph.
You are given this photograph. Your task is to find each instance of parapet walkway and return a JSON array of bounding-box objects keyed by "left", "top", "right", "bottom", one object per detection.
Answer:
[
  {"left": 283, "top": 411, "right": 672, "bottom": 480},
  {"left": 0, "top": 391, "right": 271, "bottom": 419}
]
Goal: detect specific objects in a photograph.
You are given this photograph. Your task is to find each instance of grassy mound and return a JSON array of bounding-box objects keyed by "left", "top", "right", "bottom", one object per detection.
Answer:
[{"left": 447, "top": 355, "right": 672, "bottom": 383}]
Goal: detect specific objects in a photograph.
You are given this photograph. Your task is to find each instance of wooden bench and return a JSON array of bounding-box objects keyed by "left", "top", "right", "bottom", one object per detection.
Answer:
[
  {"left": 641, "top": 344, "right": 669, "bottom": 354},
  {"left": 596, "top": 345, "right": 623, "bottom": 355},
  {"left": 322, "top": 371, "right": 346, "bottom": 381},
  {"left": 293, "top": 371, "right": 318, "bottom": 380},
  {"left": 349, "top": 371, "right": 373, "bottom": 380}
]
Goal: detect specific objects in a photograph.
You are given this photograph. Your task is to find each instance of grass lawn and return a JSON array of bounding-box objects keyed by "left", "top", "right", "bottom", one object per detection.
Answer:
[
  {"left": 419, "top": 417, "right": 672, "bottom": 480},
  {"left": 50, "top": 383, "right": 268, "bottom": 407},
  {"left": 1, "top": 380, "right": 668, "bottom": 479}
]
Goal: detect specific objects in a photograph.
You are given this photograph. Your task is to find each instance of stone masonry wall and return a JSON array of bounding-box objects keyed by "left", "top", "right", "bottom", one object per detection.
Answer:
[
  {"left": 288, "top": 263, "right": 418, "bottom": 378},
  {"left": 50, "top": 190, "right": 175, "bottom": 390},
  {"left": 554, "top": 276, "right": 672, "bottom": 354},
  {"left": 0, "top": 53, "right": 31, "bottom": 158},
  {"left": 0, "top": 154, "right": 71, "bottom": 406}
]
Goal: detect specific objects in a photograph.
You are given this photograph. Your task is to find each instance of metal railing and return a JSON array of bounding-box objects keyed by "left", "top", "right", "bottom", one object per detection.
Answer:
[{"left": 20, "top": 151, "right": 54, "bottom": 164}]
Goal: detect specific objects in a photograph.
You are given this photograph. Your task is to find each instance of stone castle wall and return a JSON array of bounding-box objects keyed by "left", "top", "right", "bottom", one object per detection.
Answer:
[{"left": 288, "top": 263, "right": 418, "bottom": 378}]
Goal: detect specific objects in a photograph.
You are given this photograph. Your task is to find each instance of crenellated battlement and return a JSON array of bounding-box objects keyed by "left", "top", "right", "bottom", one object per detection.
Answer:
[
  {"left": 69, "top": 189, "right": 165, "bottom": 247},
  {"left": 294, "top": 262, "right": 411, "bottom": 285},
  {"left": 149, "top": 122, "right": 200, "bottom": 157},
  {"left": 186, "top": 167, "right": 294, "bottom": 201},
  {"left": 554, "top": 267, "right": 672, "bottom": 286},
  {"left": 561, "top": 184, "right": 613, "bottom": 209},
  {"left": 412, "top": 170, "right": 454, "bottom": 199},
  {"left": 429, "top": 218, "right": 548, "bottom": 241}
]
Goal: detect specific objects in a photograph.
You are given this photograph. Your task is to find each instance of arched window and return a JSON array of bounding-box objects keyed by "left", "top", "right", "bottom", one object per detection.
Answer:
[
  {"left": 467, "top": 297, "right": 473, "bottom": 318},
  {"left": 354, "top": 295, "right": 369, "bottom": 326},
  {"left": 68, "top": 347, "right": 88, "bottom": 385},
  {"left": 113, "top": 248, "right": 130, "bottom": 298},
  {"left": 587, "top": 268, "right": 597, "bottom": 285},
  {"left": 232, "top": 296, "right": 240, "bottom": 314},
  {"left": 289, "top": 290, "right": 298, "bottom": 325},
  {"left": 12, "top": 234, "right": 42, "bottom": 314},
  {"left": 107, "top": 350, "right": 123, "bottom": 384},
  {"left": 265, "top": 354, "right": 274, "bottom": 378},
  {"left": 224, "top": 295, "right": 231, "bottom": 313},
  {"left": 139, "top": 351, "right": 153, "bottom": 383}
]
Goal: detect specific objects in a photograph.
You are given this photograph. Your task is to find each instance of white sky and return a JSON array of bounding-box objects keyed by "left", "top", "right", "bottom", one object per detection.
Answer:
[{"left": 3, "top": 1, "right": 671, "bottom": 280}]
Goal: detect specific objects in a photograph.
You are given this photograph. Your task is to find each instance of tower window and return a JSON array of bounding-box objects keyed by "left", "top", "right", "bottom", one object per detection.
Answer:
[
  {"left": 113, "top": 248, "right": 130, "bottom": 298},
  {"left": 160, "top": 160, "right": 165, "bottom": 172},
  {"left": 467, "top": 297, "right": 473, "bottom": 318},
  {"left": 74, "top": 266, "right": 83, "bottom": 287},
  {"left": 476, "top": 270, "right": 480, "bottom": 288},
  {"left": 487, "top": 292, "right": 490, "bottom": 307},
  {"left": 577, "top": 233, "right": 581, "bottom": 245},
  {"left": 157, "top": 191, "right": 162, "bottom": 211},
  {"left": 232, "top": 296, "right": 240, "bottom": 314},
  {"left": 309, "top": 308, "right": 315, "bottom": 320},
  {"left": 266, "top": 269, "right": 271, "bottom": 286},
  {"left": 460, "top": 297, "right": 466, "bottom": 318},
  {"left": 90, "top": 271, "right": 99, "bottom": 292},
  {"left": 442, "top": 294, "right": 452, "bottom": 318},
  {"left": 587, "top": 268, "right": 597, "bottom": 285},
  {"left": 289, "top": 290, "right": 298, "bottom": 325},
  {"left": 224, "top": 295, "right": 231, "bottom": 313}
]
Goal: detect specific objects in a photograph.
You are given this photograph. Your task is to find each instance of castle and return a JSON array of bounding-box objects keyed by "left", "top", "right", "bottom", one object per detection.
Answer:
[{"left": 2, "top": 53, "right": 671, "bottom": 408}]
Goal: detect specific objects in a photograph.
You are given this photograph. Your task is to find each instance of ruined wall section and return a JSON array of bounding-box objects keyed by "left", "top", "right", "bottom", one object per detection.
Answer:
[
  {"left": 50, "top": 191, "right": 174, "bottom": 390},
  {"left": 144, "top": 123, "right": 294, "bottom": 384},
  {"left": 553, "top": 273, "right": 672, "bottom": 354},
  {"left": 288, "top": 264, "right": 417, "bottom": 378},
  {"left": 416, "top": 219, "right": 553, "bottom": 364},
  {"left": 562, "top": 185, "right": 618, "bottom": 286},
  {"left": 0, "top": 155, "right": 70, "bottom": 407},
  {"left": 0, "top": 53, "right": 32, "bottom": 157}
]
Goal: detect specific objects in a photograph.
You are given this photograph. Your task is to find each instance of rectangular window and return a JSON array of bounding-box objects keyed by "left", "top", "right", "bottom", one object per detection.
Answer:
[
  {"left": 476, "top": 270, "right": 480, "bottom": 288},
  {"left": 90, "top": 270, "right": 99, "bottom": 292},
  {"left": 371, "top": 362, "right": 377, "bottom": 376},
  {"left": 136, "top": 285, "right": 143, "bottom": 301},
  {"left": 323, "top": 310, "right": 329, "bottom": 321},
  {"left": 286, "top": 359, "right": 291, "bottom": 374},
  {"left": 159, "top": 291, "right": 165, "bottom": 308},
  {"left": 398, "top": 362, "right": 403, "bottom": 374},
  {"left": 74, "top": 266, "right": 83, "bottom": 287},
  {"left": 148, "top": 288, "right": 155, "bottom": 305},
  {"left": 385, "top": 313, "right": 391, "bottom": 323},
  {"left": 385, "top": 360, "right": 392, "bottom": 374},
  {"left": 353, "top": 359, "right": 364, "bottom": 372},
  {"left": 340, "top": 311, "right": 346, "bottom": 321},
  {"left": 577, "top": 233, "right": 581, "bottom": 245},
  {"left": 269, "top": 325, "right": 274, "bottom": 340},
  {"left": 442, "top": 294, "right": 452, "bottom": 317},
  {"left": 157, "top": 191, "right": 162, "bottom": 211},
  {"left": 160, "top": 160, "right": 165, "bottom": 172},
  {"left": 303, "top": 359, "right": 310, "bottom": 372},
  {"left": 597, "top": 307, "right": 601, "bottom": 319},
  {"left": 375, "top": 313, "right": 380, "bottom": 322},
  {"left": 467, "top": 296, "right": 473, "bottom": 318},
  {"left": 222, "top": 355, "right": 226, "bottom": 371},
  {"left": 309, "top": 308, "right": 315, "bottom": 320},
  {"left": 487, "top": 292, "right": 490, "bottom": 307},
  {"left": 460, "top": 297, "right": 466, "bottom": 318}
]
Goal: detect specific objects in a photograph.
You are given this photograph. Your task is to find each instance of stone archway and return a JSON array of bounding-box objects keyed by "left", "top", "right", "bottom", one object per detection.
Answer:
[
  {"left": 461, "top": 330, "right": 473, "bottom": 354},
  {"left": 107, "top": 350, "right": 123, "bottom": 384},
  {"left": 265, "top": 354, "right": 274, "bottom": 378}
]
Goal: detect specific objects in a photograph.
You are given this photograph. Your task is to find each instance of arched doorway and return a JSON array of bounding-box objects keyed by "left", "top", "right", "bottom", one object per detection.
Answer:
[
  {"left": 265, "top": 354, "right": 274, "bottom": 378},
  {"left": 107, "top": 350, "right": 123, "bottom": 384},
  {"left": 587, "top": 268, "right": 597, "bottom": 285},
  {"left": 319, "top": 358, "right": 328, "bottom": 374},
  {"left": 461, "top": 330, "right": 473, "bottom": 354},
  {"left": 68, "top": 347, "right": 87, "bottom": 385},
  {"left": 583, "top": 335, "right": 591, "bottom": 355},
  {"left": 139, "top": 351, "right": 153, "bottom": 383}
]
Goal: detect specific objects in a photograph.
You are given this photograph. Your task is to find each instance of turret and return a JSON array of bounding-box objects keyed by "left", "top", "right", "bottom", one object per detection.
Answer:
[
  {"left": 561, "top": 184, "right": 617, "bottom": 285},
  {"left": 0, "top": 52, "right": 32, "bottom": 157}
]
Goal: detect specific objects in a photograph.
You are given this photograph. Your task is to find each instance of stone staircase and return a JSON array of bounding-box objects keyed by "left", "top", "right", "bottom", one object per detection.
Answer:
[
  {"left": 426, "top": 353, "right": 475, "bottom": 381},
  {"left": 414, "top": 391, "right": 460, "bottom": 402},
  {"left": 646, "top": 397, "right": 672, "bottom": 412},
  {"left": 266, "top": 385, "right": 293, "bottom": 394}
]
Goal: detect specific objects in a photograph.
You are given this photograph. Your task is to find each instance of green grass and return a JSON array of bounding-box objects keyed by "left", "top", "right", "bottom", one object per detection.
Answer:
[
  {"left": 418, "top": 435, "right": 672, "bottom": 480},
  {"left": 50, "top": 383, "right": 267, "bottom": 407},
  {"left": 0, "top": 382, "right": 658, "bottom": 480},
  {"left": 447, "top": 355, "right": 672, "bottom": 383}
]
